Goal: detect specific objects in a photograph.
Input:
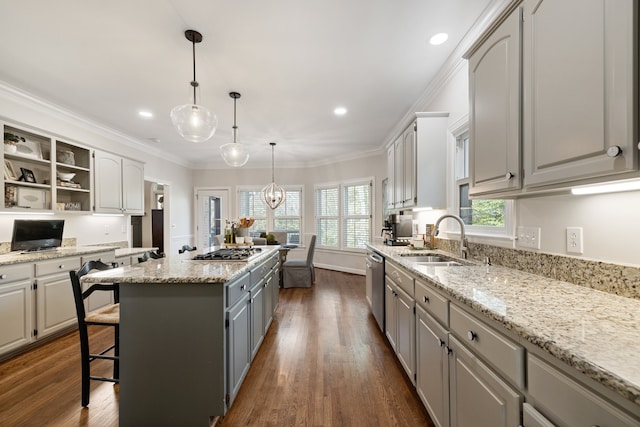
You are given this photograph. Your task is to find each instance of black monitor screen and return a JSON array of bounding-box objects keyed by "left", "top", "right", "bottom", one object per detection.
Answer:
[{"left": 11, "top": 219, "right": 65, "bottom": 252}]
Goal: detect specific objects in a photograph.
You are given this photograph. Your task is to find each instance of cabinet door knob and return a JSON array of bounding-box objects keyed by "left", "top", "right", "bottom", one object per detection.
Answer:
[
  {"left": 58, "top": 264, "right": 64, "bottom": 269},
  {"left": 467, "top": 331, "right": 477, "bottom": 341},
  {"left": 446, "top": 346, "right": 452, "bottom": 355},
  {"left": 423, "top": 296, "right": 429, "bottom": 303},
  {"left": 240, "top": 285, "right": 246, "bottom": 291},
  {"left": 438, "top": 338, "right": 445, "bottom": 348},
  {"left": 606, "top": 146, "right": 622, "bottom": 157},
  {"left": 505, "top": 172, "right": 513, "bottom": 180},
  {"left": 0, "top": 274, "right": 6, "bottom": 280}
]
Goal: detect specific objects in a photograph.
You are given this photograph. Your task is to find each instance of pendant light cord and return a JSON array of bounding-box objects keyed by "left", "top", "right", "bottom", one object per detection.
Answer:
[
  {"left": 270, "top": 142, "right": 276, "bottom": 182},
  {"left": 191, "top": 37, "right": 198, "bottom": 105},
  {"left": 233, "top": 97, "right": 238, "bottom": 143}
]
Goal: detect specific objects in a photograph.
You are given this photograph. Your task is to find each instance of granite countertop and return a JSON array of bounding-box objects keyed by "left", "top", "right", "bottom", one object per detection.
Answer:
[
  {"left": 367, "top": 243, "right": 640, "bottom": 408},
  {"left": 114, "top": 247, "right": 158, "bottom": 257},
  {"left": 0, "top": 245, "right": 119, "bottom": 266},
  {"left": 82, "top": 246, "right": 279, "bottom": 285}
]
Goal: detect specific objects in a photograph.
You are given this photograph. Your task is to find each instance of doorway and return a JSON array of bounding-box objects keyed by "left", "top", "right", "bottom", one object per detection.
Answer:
[{"left": 196, "top": 189, "right": 230, "bottom": 250}]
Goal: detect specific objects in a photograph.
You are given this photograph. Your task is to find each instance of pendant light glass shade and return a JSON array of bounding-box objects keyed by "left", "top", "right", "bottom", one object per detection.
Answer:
[
  {"left": 171, "top": 30, "right": 217, "bottom": 143},
  {"left": 220, "top": 91, "right": 249, "bottom": 167},
  {"left": 170, "top": 104, "right": 217, "bottom": 143},
  {"left": 262, "top": 142, "right": 286, "bottom": 209}
]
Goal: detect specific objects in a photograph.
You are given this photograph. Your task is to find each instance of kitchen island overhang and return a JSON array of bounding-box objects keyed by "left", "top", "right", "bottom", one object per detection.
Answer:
[{"left": 82, "top": 246, "right": 280, "bottom": 427}]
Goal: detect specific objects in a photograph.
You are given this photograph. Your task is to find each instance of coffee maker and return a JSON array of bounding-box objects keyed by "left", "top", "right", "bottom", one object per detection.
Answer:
[{"left": 384, "top": 214, "right": 412, "bottom": 246}]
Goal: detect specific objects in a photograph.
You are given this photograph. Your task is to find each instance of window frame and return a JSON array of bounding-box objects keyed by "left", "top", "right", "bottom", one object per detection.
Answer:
[
  {"left": 315, "top": 178, "right": 373, "bottom": 253},
  {"left": 450, "top": 118, "right": 514, "bottom": 239},
  {"left": 237, "top": 185, "right": 304, "bottom": 245}
]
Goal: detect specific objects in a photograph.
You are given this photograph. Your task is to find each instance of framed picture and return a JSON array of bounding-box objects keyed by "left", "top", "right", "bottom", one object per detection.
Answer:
[
  {"left": 17, "top": 187, "right": 46, "bottom": 209},
  {"left": 3, "top": 159, "right": 17, "bottom": 180},
  {"left": 15, "top": 139, "right": 43, "bottom": 159},
  {"left": 19, "top": 167, "right": 36, "bottom": 183}
]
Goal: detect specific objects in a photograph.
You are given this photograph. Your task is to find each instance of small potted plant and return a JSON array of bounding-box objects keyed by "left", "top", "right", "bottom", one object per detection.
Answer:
[{"left": 4, "top": 132, "right": 24, "bottom": 154}]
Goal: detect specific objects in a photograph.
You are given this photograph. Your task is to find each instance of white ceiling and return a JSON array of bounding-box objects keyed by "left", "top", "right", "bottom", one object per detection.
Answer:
[{"left": 0, "top": 0, "right": 495, "bottom": 169}]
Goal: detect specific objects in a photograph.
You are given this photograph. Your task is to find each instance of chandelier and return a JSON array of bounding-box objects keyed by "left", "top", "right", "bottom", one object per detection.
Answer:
[{"left": 261, "top": 142, "right": 285, "bottom": 209}]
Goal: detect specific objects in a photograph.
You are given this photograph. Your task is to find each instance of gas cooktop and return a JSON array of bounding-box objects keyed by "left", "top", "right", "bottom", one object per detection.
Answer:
[{"left": 192, "top": 247, "right": 262, "bottom": 261}]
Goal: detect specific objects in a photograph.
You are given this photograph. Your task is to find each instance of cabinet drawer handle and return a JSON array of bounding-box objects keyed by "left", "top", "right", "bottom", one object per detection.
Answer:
[
  {"left": 0, "top": 274, "right": 6, "bottom": 280},
  {"left": 423, "top": 296, "right": 429, "bottom": 303},
  {"left": 467, "top": 331, "right": 477, "bottom": 341},
  {"left": 505, "top": 172, "right": 513, "bottom": 180}
]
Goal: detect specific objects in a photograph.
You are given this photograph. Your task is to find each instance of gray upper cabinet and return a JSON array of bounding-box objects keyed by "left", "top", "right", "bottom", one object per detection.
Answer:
[
  {"left": 94, "top": 150, "right": 144, "bottom": 214},
  {"left": 387, "top": 113, "right": 449, "bottom": 209},
  {"left": 467, "top": 6, "right": 522, "bottom": 197},
  {"left": 467, "top": 0, "right": 638, "bottom": 198},
  {"left": 522, "top": 0, "right": 637, "bottom": 188}
]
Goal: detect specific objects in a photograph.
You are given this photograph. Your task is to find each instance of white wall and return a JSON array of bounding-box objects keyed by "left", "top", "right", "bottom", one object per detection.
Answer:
[
  {"left": 0, "top": 84, "right": 193, "bottom": 255},
  {"left": 418, "top": 61, "right": 640, "bottom": 267},
  {"left": 193, "top": 153, "right": 386, "bottom": 274}
]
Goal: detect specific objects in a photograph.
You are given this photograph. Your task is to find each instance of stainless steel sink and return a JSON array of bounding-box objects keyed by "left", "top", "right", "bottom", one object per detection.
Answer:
[{"left": 399, "top": 253, "right": 463, "bottom": 266}]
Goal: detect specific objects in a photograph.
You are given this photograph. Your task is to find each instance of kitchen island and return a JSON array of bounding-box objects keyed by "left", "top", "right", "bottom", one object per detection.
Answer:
[
  {"left": 367, "top": 242, "right": 640, "bottom": 425},
  {"left": 82, "top": 246, "right": 281, "bottom": 427}
]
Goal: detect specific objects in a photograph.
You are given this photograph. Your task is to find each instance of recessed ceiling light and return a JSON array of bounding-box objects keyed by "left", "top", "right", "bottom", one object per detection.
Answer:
[
  {"left": 138, "top": 111, "right": 153, "bottom": 118},
  {"left": 334, "top": 107, "right": 347, "bottom": 116},
  {"left": 429, "top": 33, "right": 449, "bottom": 46}
]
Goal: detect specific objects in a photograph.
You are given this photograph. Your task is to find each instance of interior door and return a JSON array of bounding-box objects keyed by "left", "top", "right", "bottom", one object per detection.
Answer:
[{"left": 196, "top": 189, "right": 229, "bottom": 250}]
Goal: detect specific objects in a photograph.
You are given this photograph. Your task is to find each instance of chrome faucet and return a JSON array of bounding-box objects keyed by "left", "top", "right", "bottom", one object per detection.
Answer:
[{"left": 433, "top": 214, "right": 469, "bottom": 259}]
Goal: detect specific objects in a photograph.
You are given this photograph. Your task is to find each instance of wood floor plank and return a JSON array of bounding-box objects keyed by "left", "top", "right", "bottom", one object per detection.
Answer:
[{"left": 0, "top": 269, "right": 433, "bottom": 427}]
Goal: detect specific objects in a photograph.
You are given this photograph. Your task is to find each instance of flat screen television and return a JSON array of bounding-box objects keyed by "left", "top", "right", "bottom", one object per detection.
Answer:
[{"left": 11, "top": 219, "right": 65, "bottom": 252}]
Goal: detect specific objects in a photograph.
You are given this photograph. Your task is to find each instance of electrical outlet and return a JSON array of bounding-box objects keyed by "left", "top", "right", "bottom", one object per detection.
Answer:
[
  {"left": 566, "top": 227, "right": 583, "bottom": 254},
  {"left": 517, "top": 226, "right": 541, "bottom": 249},
  {"left": 104, "top": 225, "right": 110, "bottom": 235}
]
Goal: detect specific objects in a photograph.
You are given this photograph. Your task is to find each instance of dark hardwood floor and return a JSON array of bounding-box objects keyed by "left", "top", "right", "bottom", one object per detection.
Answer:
[{"left": 0, "top": 269, "right": 433, "bottom": 427}]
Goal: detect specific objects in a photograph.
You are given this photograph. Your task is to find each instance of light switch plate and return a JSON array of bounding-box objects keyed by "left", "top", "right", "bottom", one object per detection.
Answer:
[
  {"left": 517, "top": 226, "right": 541, "bottom": 249},
  {"left": 566, "top": 227, "right": 583, "bottom": 254}
]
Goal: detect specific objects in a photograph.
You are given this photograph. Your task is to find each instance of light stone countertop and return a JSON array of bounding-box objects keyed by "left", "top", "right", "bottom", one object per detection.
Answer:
[
  {"left": 82, "top": 246, "right": 280, "bottom": 285},
  {"left": 0, "top": 245, "right": 119, "bottom": 266},
  {"left": 367, "top": 243, "right": 640, "bottom": 408},
  {"left": 114, "top": 247, "right": 158, "bottom": 258}
]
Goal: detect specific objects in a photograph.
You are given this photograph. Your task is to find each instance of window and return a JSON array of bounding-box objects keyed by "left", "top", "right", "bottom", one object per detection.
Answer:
[
  {"left": 316, "top": 179, "right": 372, "bottom": 250},
  {"left": 454, "top": 127, "right": 512, "bottom": 236},
  {"left": 238, "top": 187, "right": 302, "bottom": 244}
]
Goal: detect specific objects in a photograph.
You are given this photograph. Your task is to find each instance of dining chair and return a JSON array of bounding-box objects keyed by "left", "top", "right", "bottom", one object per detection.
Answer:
[
  {"left": 69, "top": 260, "right": 119, "bottom": 407},
  {"left": 282, "top": 234, "right": 316, "bottom": 288}
]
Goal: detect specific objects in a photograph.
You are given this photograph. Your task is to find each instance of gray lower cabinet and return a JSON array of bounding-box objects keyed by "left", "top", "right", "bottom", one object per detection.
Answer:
[
  {"left": 449, "top": 334, "right": 522, "bottom": 427},
  {"left": 35, "top": 256, "right": 82, "bottom": 338},
  {"left": 0, "top": 263, "right": 33, "bottom": 355},
  {"left": 249, "top": 281, "right": 265, "bottom": 361},
  {"left": 225, "top": 252, "right": 279, "bottom": 409},
  {"left": 226, "top": 289, "right": 251, "bottom": 407},
  {"left": 527, "top": 354, "right": 639, "bottom": 427},
  {"left": 416, "top": 305, "right": 449, "bottom": 427},
  {"left": 385, "top": 271, "right": 416, "bottom": 385}
]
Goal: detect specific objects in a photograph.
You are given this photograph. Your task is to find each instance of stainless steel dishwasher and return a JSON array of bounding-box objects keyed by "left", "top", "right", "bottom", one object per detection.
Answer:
[{"left": 366, "top": 250, "right": 385, "bottom": 332}]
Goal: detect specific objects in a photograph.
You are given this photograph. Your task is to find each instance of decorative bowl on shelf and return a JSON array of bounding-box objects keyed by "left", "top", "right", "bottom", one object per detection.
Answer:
[{"left": 56, "top": 171, "right": 76, "bottom": 182}]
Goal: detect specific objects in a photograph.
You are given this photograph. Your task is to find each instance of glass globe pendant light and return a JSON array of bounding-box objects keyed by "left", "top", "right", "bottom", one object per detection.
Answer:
[
  {"left": 220, "top": 92, "right": 250, "bottom": 167},
  {"left": 170, "top": 30, "right": 217, "bottom": 143},
  {"left": 262, "top": 142, "right": 286, "bottom": 209}
]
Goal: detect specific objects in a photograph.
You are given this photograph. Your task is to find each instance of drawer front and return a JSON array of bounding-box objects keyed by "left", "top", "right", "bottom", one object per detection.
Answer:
[
  {"left": 386, "top": 261, "right": 414, "bottom": 297},
  {"left": 227, "top": 273, "right": 251, "bottom": 308},
  {"left": 81, "top": 251, "right": 116, "bottom": 266},
  {"left": 250, "top": 260, "right": 271, "bottom": 287},
  {"left": 523, "top": 403, "right": 554, "bottom": 427},
  {"left": 449, "top": 304, "right": 524, "bottom": 388},
  {"left": 415, "top": 278, "right": 448, "bottom": 327},
  {"left": 528, "top": 355, "right": 639, "bottom": 427},
  {"left": 0, "top": 263, "right": 33, "bottom": 283},
  {"left": 36, "top": 257, "right": 82, "bottom": 277}
]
